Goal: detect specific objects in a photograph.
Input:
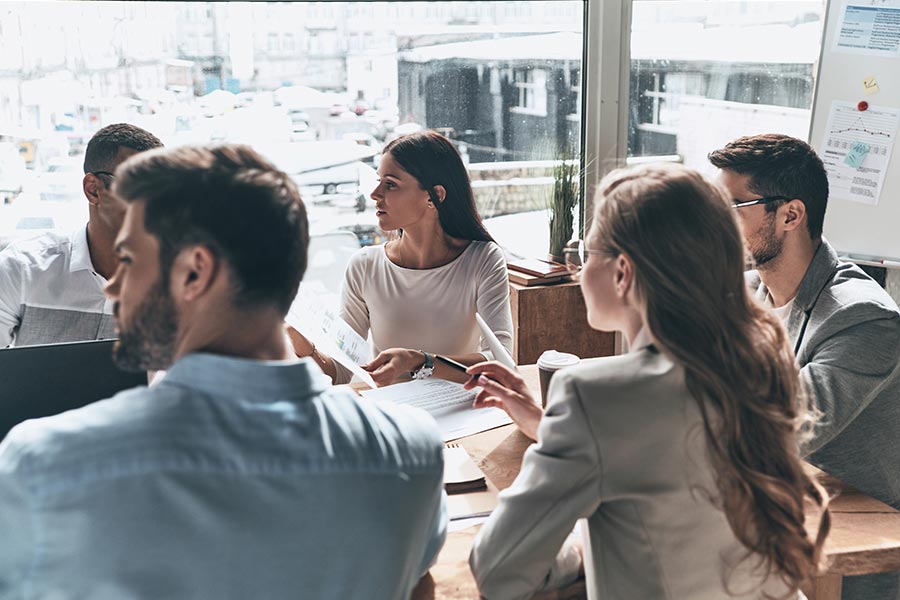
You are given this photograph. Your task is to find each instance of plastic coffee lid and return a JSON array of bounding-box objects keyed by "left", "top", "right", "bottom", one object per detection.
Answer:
[{"left": 537, "top": 350, "right": 581, "bottom": 370}]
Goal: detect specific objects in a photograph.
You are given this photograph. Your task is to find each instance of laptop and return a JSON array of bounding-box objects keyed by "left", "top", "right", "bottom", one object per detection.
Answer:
[{"left": 0, "top": 339, "right": 147, "bottom": 440}]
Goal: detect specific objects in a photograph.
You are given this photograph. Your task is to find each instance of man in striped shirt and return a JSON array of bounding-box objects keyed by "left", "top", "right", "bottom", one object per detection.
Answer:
[{"left": 0, "top": 123, "right": 163, "bottom": 347}]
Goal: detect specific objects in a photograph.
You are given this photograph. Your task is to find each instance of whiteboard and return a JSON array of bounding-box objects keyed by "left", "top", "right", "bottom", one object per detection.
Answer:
[{"left": 809, "top": 0, "right": 900, "bottom": 263}]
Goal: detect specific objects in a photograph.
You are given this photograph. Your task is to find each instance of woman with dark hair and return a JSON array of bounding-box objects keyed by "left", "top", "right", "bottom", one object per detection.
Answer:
[
  {"left": 467, "top": 163, "right": 830, "bottom": 599},
  {"left": 290, "top": 131, "right": 513, "bottom": 385}
]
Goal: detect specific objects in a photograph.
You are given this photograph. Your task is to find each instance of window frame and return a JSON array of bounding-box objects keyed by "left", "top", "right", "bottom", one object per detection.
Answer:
[
  {"left": 581, "top": 0, "right": 632, "bottom": 232},
  {"left": 510, "top": 67, "right": 549, "bottom": 116}
]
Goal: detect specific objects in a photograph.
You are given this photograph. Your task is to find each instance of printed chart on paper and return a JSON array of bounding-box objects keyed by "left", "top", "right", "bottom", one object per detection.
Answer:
[{"left": 820, "top": 101, "right": 900, "bottom": 206}]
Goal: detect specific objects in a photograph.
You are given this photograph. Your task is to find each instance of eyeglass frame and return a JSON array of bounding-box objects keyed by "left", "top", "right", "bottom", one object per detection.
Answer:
[
  {"left": 87, "top": 170, "right": 116, "bottom": 186},
  {"left": 563, "top": 239, "right": 608, "bottom": 272},
  {"left": 731, "top": 195, "right": 790, "bottom": 209}
]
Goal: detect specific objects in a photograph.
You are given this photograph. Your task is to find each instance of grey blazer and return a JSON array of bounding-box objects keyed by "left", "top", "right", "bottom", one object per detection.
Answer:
[
  {"left": 749, "top": 239, "right": 900, "bottom": 600},
  {"left": 748, "top": 240, "right": 900, "bottom": 510},
  {"left": 469, "top": 333, "right": 794, "bottom": 600}
]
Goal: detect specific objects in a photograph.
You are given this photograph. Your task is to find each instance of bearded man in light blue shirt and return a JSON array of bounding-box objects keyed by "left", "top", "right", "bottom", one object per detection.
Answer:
[{"left": 0, "top": 144, "right": 446, "bottom": 599}]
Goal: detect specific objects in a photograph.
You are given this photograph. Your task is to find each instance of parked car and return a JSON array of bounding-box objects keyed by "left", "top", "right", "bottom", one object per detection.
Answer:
[{"left": 258, "top": 140, "right": 379, "bottom": 198}]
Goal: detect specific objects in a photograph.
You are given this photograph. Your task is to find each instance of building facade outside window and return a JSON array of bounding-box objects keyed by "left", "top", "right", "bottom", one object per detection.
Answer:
[
  {"left": 0, "top": 1, "right": 587, "bottom": 260},
  {"left": 628, "top": 0, "right": 826, "bottom": 173},
  {"left": 512, "top": 69, "right": 548, "bottom": 116},
  {"left": 0, "top": 1, "right": 830, "bottom": 261}
]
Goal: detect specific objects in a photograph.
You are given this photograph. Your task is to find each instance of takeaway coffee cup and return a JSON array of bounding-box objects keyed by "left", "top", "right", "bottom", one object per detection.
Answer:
[{"left": 537, "top": 350, "right": 581, "bottom": 407}]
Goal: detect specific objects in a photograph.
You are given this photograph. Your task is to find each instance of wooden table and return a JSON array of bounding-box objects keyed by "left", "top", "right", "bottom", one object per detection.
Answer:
[{"left": 412, "top": 365, "right": 900, "bottom": 600}]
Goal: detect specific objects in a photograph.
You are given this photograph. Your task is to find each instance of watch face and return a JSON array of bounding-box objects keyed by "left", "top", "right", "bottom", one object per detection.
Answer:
[{"left": 413, "top": 366, "right": 434, "bottom": 379}]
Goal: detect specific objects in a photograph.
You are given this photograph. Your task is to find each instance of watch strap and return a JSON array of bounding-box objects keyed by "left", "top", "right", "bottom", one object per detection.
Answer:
[{"left": 411, "top": 350, "right": 434, "bottom": 379}]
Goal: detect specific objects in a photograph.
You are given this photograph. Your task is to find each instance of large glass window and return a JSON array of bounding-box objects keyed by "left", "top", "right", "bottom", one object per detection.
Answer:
[
  {"left": 0, "top": 1, "right": 585, "bottom": 261},
  {"left": 628, "top": 1, "right": 825, "bottom": 173}
]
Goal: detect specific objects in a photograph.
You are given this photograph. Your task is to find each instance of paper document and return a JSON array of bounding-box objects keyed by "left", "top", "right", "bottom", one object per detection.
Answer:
[
  {"left": 361, "top": 378, "right": 512, "bottom": 442},
  {"left": 820, "top": 100, "right": 900, "bottom": 206},
  {"left": 475, "top": 313, "right": 516, "bottom": 370},
  {"left": 447, "top": 487, "right": 498, "bottom": 522},
  {"left": 834, "top": 2, "right": 900, "bottom": 58},
  {"left": 285, "top": 282, "right": 376, "bottom": 388}
]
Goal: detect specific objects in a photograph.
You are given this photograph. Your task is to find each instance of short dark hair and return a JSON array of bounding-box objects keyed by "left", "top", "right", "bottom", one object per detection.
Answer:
[
  {"left": 84, "top": 123, "right": 163, "bottom": 174},
  {"left": 708, "top": 134, "right": 828, "bottom": 240},
  {"left": 384, "top": 131, "right": 493, "bottom": 242},
  {"left": 114, "top": 145, "right": 309, "bottom": 314}
]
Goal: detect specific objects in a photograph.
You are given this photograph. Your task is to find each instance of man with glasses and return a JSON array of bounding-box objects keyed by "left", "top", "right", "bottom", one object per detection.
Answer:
[
  {"left": 0, "top": 123, "right": 163, "bottom": 346},
  {"left": 710, "top": 133, "right": 900, "bottom": 600}
]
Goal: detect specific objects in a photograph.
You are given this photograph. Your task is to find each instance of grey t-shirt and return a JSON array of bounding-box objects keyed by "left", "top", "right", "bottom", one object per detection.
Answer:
[{"left": 0, "top": 226, "right": 115, "bottom": 347}]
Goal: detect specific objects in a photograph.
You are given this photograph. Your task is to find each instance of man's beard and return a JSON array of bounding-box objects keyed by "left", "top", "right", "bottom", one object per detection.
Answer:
[
  {"left": 113, "top": 279, "right": 178, "bottom": 372},
  {"left": 749, "top": 216, "right": 783, "bottom": 268}
]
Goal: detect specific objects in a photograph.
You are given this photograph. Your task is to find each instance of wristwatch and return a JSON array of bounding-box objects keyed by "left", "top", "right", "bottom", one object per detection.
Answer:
[{"left": 410, "top": 350, "right": 434, "bottom": 380}]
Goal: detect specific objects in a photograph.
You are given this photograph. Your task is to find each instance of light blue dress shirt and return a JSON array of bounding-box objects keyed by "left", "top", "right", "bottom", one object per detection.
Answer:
[{"left": 0, "top": 354, "right": 446, "bottom": 599}]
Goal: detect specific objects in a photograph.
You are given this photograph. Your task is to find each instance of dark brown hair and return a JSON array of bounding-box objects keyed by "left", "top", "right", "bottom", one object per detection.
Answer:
[
  {"left": 384, "top": 131, "right": 493, "bottom": 242},
  {"left": 84, "top": 123, "right": 163, "bottom": 175},
  {"left": 114, "top": 144, "right": 308, "bottom": 314},
  {"left": 593, "top": 163, "right": 829, "bottom": 597},
  {"left": 708, "top": 133, "right": 828, "bottom": 240}
]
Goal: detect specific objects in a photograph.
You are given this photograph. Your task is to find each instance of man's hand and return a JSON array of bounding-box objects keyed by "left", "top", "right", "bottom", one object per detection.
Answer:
[{"left": 464, "top": 361, "right": 542, "bottom": 441}]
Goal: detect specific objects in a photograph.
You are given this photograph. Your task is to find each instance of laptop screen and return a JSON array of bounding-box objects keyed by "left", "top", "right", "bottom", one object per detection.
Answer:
[{"left": 0, "top": 339, "right": 147, "bottom": 440}]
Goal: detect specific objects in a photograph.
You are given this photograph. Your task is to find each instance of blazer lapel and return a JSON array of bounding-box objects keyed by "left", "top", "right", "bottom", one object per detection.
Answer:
[{"left": 786, "top": 239, "right": 841, "bottom": 356}]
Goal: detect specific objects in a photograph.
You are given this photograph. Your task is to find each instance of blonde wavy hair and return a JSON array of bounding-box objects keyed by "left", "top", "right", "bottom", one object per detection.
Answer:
[{"left": 592, "top": 163, "right": 830, "bottom": 596}]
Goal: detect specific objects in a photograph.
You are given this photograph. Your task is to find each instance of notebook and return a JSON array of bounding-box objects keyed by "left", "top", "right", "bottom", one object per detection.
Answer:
[
  {"left": 507, "top": 257, "right": 569, "bottom": 278},
  {"left": 444, "top": 443, "right": 487, "bottom": 494},
  {"left": 507, "top": 269, "right": 571, "bottom": 286},
  {"left": 444, "top": 443, "right": 499, "bottom": 520}
]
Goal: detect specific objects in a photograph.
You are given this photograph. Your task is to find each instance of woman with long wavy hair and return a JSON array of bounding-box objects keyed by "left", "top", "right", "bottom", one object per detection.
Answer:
[{"left": 467, "top": 163, "right": 830, "bottom": 599}]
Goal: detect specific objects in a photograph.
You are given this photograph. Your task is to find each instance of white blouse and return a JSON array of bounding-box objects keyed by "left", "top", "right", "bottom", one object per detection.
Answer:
[{"left": 334, "top": 240, "right": 514, "bottom": 384}]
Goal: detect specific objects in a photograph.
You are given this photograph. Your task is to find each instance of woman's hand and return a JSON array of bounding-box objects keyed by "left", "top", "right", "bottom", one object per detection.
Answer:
[
  {"left": 364, "top": 348, "right": 426, "bottom": 387},
  {"left": 463, "top": 361, "right": 542, "bottom": 441},
  {"left": 285, "top": 325, "right": 314, "bottom": 357},
  {"left": 284, "top": 325, "right": 337, "bottom": 381}
]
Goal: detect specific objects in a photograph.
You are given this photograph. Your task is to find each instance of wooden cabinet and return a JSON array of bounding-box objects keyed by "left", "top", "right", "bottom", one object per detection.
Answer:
[{"left": 509, "top": 279, "right": 616, "bottom": 364}]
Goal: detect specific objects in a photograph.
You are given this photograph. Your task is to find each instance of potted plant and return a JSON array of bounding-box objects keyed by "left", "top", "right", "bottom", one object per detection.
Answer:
[{"left": 548, "top": 144, "right": 579, "bottom": 264}]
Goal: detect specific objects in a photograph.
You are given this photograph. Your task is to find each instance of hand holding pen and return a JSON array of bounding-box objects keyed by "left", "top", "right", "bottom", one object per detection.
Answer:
[{"left": 437, "top": 354, "right": 542, "bottom": 442}]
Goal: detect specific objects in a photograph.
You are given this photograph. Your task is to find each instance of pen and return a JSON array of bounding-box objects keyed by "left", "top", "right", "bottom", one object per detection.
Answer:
[
  {"left": 434, "top": 354, "right": 494, "bottom": 392},
  {"left": 436, "top": 354, "right": 501, "bottom": 389},
  {"left": 434, "top": 354, "right": 470, "bottom": 374}
]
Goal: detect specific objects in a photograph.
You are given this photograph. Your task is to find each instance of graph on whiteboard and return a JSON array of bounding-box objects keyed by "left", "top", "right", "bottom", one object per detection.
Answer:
[{"left": 820, "top": 100, "right": 900, "bottom": 206}]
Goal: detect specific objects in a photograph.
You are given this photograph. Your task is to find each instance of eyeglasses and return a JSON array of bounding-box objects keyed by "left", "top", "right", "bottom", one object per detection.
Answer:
[
  {"left": 89, "top": 171, "right": 116, "bottom": 184},
  {"left": 732, "top": 195, "right": 789, "bottom": 209},
  {"left": 563, "top": 239, "right": 607, "bottom": 273}
]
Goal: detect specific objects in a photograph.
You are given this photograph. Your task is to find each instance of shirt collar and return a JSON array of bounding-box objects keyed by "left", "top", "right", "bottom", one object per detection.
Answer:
[
  {"left": 160, "top": 353, "right": 332, "bottom": 400},
  {"left": 69, "top": 224, "right": 94, "bottom": 274},
  {"left": 629, "top": 327, "right": 654, "bottom": 352}
]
